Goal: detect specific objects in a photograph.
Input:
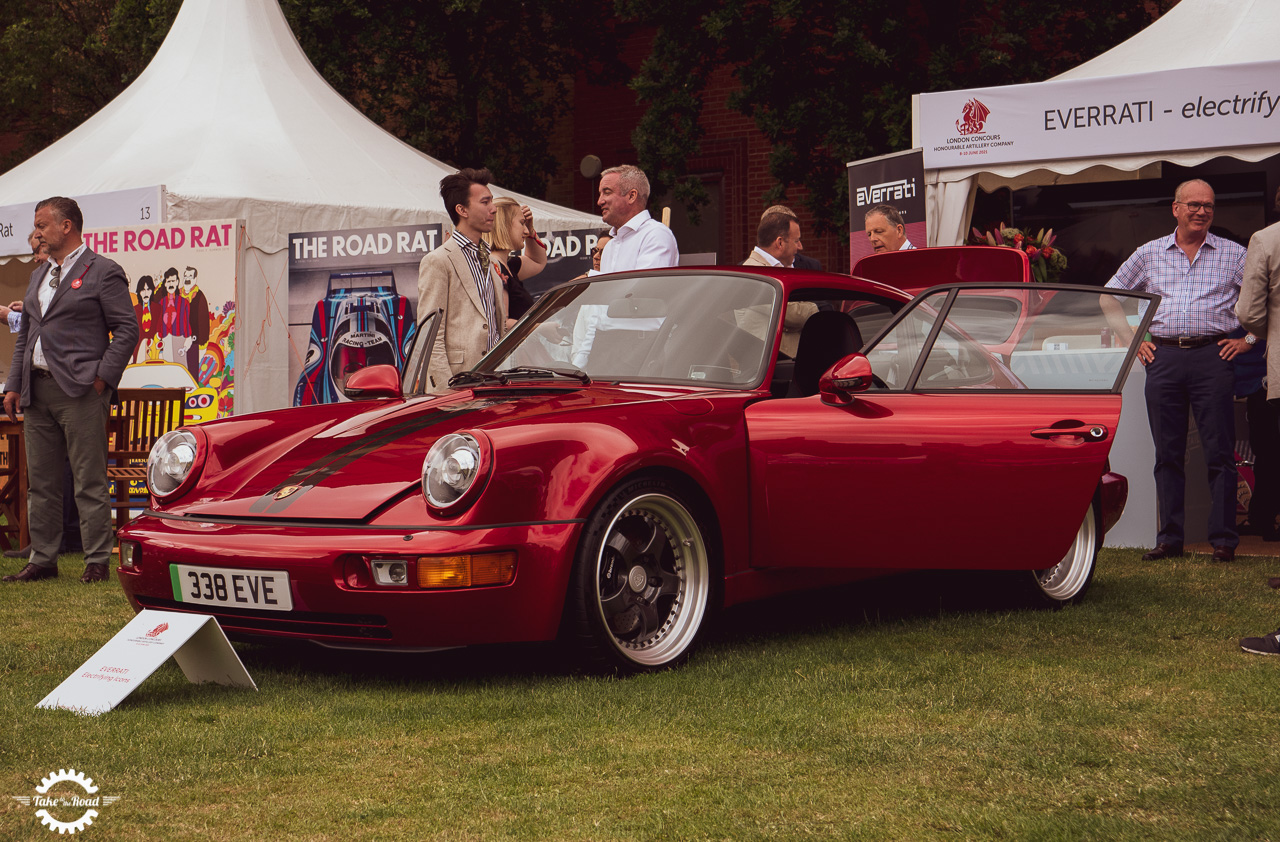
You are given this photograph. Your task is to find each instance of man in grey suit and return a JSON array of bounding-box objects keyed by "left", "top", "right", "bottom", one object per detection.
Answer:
[
  {"left": 3, "top": 197, "right": 138, "bottom": 583},
  {"left": 418, "top": 168, "right": 507, "bottom": 393}
]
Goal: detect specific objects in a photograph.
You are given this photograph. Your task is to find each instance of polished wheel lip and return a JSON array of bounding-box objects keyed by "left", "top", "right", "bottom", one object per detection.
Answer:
[
  {"left": 594, "top": 492, "right": 710, "bottom": 667},
  {"left": 1034, "top": 504, "right": 1097, "bottom": 601}
]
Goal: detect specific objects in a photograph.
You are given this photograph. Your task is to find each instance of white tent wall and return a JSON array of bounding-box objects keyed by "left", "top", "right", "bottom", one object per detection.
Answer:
[
  {"left": 0, "top": 0, "right": 601, "bottom": 413},
  {"left": 913, "top": 0, "right": 1280, "bottom": 246}
]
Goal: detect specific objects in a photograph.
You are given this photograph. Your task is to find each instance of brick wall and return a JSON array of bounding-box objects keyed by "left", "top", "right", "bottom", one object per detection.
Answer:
[{"left": 546, "top": 29, "right": 848, "bottom": 273}]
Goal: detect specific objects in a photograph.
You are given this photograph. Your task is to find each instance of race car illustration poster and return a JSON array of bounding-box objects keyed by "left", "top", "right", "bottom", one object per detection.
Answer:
[{"left": 288, "top": 223, "right": 442, "bottom": 405}]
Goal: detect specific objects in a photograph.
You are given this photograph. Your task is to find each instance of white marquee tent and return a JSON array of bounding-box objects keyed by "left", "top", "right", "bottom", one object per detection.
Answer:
[
  {"left": 914, "top": 0, "right": 1280, "bottom": 247},
  {"left": 0, "top": 0, "right": 601, "bottom": 412}
]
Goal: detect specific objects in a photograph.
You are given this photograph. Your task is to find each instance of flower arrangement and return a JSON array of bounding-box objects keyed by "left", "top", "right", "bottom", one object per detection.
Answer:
[{"left": 969, "top": 224, "right": 1068, "bottom": 284}]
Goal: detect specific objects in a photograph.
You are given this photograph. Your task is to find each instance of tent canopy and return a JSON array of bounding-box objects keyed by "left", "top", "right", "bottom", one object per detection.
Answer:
[
  {"left": 914, "top": 0, "right": 1280, "bottom": 245},
  {"left": 0, "top": 0, "right": 601, "bottom": 411}
]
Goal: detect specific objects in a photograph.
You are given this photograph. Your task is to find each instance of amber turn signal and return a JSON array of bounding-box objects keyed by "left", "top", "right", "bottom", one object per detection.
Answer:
[{"left": 417, "top": 552, "right": 516, "bottom": 589}]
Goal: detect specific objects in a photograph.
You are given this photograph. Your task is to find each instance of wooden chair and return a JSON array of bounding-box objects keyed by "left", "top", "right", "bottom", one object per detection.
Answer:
[{"left": 108, "top": 387, "right": 186, "bottom": 530}]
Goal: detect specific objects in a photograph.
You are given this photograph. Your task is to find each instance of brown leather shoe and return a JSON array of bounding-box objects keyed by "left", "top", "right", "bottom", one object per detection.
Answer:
[
  {"left": 1141, "top": 543, "right": 1184, "bottom": 560},
  {"left": 1211, "top": 546, "right": 1235, "bottom": 563},
  {"left": 2, "top": 563, "right": 58, "bottom": 582},
  {"left": 79, "top": 563, "right": 109, "bottom": 583}
]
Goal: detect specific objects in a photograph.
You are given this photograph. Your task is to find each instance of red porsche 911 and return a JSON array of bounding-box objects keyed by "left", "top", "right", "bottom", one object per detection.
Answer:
[{"left": 117, "top": 247, "right": 1158, "bottom": 674}]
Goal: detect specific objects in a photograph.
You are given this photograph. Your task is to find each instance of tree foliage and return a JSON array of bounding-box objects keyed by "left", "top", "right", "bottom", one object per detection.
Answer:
[
  {"left": 625, "top": 0, "right": 1181, "bottom": 235},
  {"left": 0, "top": 0, "right": 180, "bottom": 169}
]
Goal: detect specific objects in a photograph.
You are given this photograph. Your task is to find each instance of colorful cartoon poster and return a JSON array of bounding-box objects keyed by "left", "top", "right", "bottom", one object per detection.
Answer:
[
  {"left": 288, "top": 223, "right": 443, "bottom": 405},
  {"left": 522, "top": 228, "right": 601, "bottom": 299},
  {"left": 82, "top": 220, "right": 239, "bottom": 422}
]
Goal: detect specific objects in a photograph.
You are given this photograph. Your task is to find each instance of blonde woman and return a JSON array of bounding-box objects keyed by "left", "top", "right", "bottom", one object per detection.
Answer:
[{"left": 484, "top": 198, "right": 547, "bottom": 327}]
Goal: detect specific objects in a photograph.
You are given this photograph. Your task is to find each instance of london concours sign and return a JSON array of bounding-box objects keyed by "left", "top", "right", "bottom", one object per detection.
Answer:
[{"left": 918, "top": 60, "right": 1280, "bottom": 169}]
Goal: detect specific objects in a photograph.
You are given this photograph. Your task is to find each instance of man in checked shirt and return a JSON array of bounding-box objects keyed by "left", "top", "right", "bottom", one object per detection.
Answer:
[{"left": 1104, "top": 179, "right": 1256, "bottom": 563}]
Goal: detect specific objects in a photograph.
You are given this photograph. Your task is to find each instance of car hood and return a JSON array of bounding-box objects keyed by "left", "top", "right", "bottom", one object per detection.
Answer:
[{"left": 172, "top": 385, "right": 726, "bottom": 521}]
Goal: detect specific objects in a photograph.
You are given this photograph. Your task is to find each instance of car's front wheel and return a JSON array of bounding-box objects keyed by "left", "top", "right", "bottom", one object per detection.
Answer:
[
  {"left": 1028, "top": 497, "right": 1099, "bottom": 607},
  {"left": 564, "top": 478, "right": 714, "bottom": 674}
]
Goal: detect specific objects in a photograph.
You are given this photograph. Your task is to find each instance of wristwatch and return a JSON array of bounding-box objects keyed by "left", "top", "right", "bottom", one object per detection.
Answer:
[{"left": 1245, "top": 334, "right": 1258, "bottom": 346}]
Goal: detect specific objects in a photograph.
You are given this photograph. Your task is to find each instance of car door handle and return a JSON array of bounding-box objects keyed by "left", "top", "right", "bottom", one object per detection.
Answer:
[{"left": 1031, "top": 425, "right": 1108, "bottom": 442}]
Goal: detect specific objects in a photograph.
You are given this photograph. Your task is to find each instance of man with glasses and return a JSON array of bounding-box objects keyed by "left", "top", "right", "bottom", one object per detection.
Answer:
[{"left": 1105, "top": 179, "right": 1252, "bottom": 563}]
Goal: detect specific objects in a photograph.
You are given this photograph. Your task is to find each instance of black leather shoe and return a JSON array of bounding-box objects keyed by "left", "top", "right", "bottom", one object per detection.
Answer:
[
  {"left": 1211, "top": 546, "right": 1235, "bottom": 563},
  {"left": 1142, "top": 543, "right": 1184, "bottom": 560},
  {"left": 2, "top": 563, "right": 58, "bottom": 582},
  {"left": 79, "top": 563, "right": 109, "bottom": 583},
  {"left": 3, "top": 544, "right": 31, "bottom": 559}
]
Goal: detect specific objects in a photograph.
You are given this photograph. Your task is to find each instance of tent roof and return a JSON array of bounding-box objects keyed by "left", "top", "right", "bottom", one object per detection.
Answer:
[
  {"left": 1056, "top": 0, "right": 1275, "bottom": 79},
  {"left": 0, "top": 0, "right": 601, "bottom": 247}
]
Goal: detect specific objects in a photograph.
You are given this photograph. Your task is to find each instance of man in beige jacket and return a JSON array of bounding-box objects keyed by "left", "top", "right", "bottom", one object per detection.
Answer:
[
  {"left": 1237, "top": 188, "right": 1280, "bottom": 401},
  {"left": 418, "top": 168, "right": 507, "bottom": 393}
]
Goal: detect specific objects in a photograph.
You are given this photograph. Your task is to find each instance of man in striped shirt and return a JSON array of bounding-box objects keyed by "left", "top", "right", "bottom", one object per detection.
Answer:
[
  {"left": 1105, "top": 179, "right": 1253, "bottom": 563},
  {"left": 418, "top": 168, "right": 507, "bottom": 393}
]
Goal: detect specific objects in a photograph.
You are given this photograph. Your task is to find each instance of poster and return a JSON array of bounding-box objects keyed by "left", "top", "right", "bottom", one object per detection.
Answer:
[
  {"left": 288, "top": 223, "right": 442, "bottom": 405},
  {"left": 82, "top": 220, "right": 239, "bottom": 422},
  {"left": 846, "top": 149, "right": 927, "bottom": 265},
  {"left": 522, "top": 228, "right": 601, "bottom": 298}
]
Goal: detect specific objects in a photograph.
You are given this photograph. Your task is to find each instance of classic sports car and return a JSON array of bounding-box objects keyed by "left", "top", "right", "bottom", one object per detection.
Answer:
[{"left": 118, "top": 248, "right": 1158, "bottom": 674}]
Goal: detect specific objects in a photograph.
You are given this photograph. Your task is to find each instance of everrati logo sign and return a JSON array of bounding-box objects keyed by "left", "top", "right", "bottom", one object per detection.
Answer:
[
  {"left": 146, "top": 623, "right": 169, "bottom": 638},
  {"left": 956, "top": 98, "right": 990, "bottom": 135},
  {"left": 10, "top": 768, "right": 121, "bottom": 834}
]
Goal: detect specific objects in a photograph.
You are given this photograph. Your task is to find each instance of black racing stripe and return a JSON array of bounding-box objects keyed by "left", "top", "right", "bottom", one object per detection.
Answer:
[{"left": 248, "top": 405, "right": 486, "bottom": 513}]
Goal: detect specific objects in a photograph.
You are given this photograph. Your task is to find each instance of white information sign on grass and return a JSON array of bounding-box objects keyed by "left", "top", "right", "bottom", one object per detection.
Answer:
[{"left": 37, "top": 609, "right": 256, "bottom": 717}]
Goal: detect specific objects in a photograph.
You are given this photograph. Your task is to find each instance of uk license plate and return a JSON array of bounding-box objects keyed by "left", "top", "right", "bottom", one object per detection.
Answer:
[{"left": 170, "top": 564, "right": 294, "bottom": 612}]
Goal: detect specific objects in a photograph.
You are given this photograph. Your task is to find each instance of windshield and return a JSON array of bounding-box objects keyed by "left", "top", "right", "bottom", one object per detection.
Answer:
[{"left": 481, "top": 273, "right": 780, "bottom": 387}]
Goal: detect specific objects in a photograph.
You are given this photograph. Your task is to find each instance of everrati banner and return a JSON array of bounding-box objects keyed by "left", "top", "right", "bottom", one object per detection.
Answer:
[
  {"left": 847, "top": 149, "right": 927, "bottom": 264},
  {"left": 918, "top": 60, "right": 1280, "bottom": 169}
]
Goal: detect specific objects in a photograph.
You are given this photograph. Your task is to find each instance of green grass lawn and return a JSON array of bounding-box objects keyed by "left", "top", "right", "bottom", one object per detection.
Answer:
[{"left": 2, "top": 548, "right": 1278, "bottom": 841}]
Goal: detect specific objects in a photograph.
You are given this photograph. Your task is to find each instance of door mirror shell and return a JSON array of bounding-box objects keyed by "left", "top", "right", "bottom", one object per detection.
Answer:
[
  {"left": 819, "top": 354, "right": 874, "bottom": 406},
  {"left": 343, "top": 364, "right": 403, "bottom": 400}
]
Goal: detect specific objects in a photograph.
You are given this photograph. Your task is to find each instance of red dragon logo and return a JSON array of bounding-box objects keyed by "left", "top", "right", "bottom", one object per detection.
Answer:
[
  {"left": 146, "top": 623, "right": 169, "bottom": 638},
  {"left": 956, "top": 98, "right": 990, "bottom": 135}
]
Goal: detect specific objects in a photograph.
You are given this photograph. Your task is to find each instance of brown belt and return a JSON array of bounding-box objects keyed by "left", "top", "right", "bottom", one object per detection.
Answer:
[
  {"left": 32, "top": 369, "right": 53, "bottom": 379},
  {"left": 1150, "top": 333, "right": 1228, "bottom": 349}
]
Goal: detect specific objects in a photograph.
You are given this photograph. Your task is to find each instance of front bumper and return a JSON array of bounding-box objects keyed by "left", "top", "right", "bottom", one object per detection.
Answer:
[{"left": 117, "top": 512, "right": 582, "bottom": 649}]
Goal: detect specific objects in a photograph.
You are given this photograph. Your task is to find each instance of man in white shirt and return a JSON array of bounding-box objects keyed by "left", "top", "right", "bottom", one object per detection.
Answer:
[
  {"left": 596, "top": 165, "right": 679, "bottom": 273},
  {"left": 864, "top": 204, "right": 916, "bottom": 253}
]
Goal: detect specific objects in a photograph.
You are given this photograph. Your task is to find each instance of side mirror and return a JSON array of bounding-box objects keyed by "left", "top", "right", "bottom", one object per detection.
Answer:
[
  {"left": 343, "top": 365, "right": 403, "bottom": 401},
  {"left": 818, "top": 353, "right": 874, "bottom": 406}
]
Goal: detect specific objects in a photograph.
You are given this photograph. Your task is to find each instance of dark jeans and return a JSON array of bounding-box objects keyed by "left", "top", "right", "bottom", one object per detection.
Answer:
[
  {"left": 1247, "top": 388, "right": 1280, "bottom": 531},
  {"left": 1144, "top": 343, "right": 1238, "bottom": 549}
]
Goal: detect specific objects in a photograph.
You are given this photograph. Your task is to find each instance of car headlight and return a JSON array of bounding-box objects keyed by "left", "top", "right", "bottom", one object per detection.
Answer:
[
  {"left": 422, "top": 432, "right": 490, "bottom": 511},
  {"left": 147, "top": 429, "right": 203, "bottom": 498}
]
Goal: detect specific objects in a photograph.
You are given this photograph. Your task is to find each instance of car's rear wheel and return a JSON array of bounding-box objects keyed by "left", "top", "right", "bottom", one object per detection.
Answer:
[
  {"left": 564, "top": 478, "right": 713, "bottom": 674},
  {"left": 1029, "top": 498, "right": 1099, "bottom": 607}
]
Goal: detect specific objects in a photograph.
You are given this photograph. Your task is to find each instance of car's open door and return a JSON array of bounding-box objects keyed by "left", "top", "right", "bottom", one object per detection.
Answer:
[{"left": 744, "top": 282, "right": 1159, "bottom": 571}]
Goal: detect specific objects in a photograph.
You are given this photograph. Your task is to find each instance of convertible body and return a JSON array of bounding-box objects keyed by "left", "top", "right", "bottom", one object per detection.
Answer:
[{"left": 118, "top": 248, "right": 1158, "bottom": 672}]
